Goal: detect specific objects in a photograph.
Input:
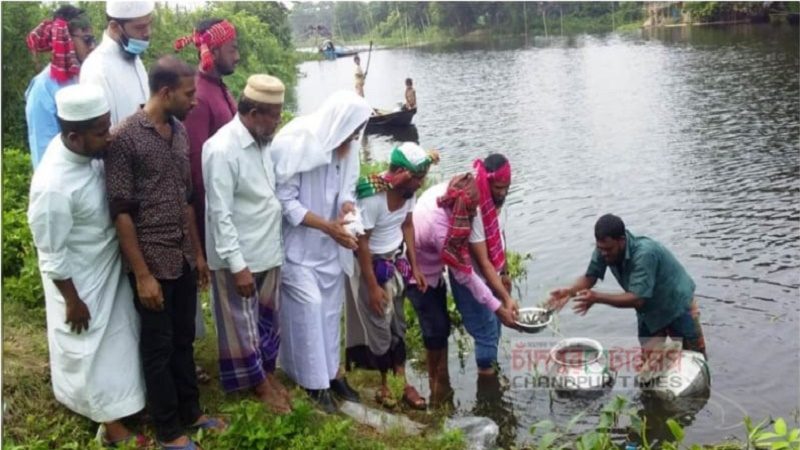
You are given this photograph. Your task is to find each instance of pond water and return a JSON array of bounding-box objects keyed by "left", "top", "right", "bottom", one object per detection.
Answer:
[{"left": 295, "top": 23, "right": 800, "bottom": 446}]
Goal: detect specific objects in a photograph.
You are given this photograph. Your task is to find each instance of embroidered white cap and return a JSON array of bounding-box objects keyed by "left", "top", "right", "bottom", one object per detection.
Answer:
[
  {"left": 106, "top": 1, "right": 155, "bottom": 19},
  {"left": 55, "top": 84, "right": 110, "bottom": 122}
]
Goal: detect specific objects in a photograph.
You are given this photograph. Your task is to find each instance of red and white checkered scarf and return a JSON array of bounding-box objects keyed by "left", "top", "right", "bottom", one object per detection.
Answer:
[
  {"left": 174, "top": 20, "right": 237, "bottom": 73},
  {"left": 26, "top": 18, "right": 80, "bottom": 83}
]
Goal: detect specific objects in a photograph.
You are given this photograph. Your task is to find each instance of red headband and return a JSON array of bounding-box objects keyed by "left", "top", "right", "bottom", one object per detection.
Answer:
[
  {"left": 174, "top": 20, "right": 237, "bottom": 72},
  {"left": 483, "top": 160, "right": 511, "bottom": 184}
]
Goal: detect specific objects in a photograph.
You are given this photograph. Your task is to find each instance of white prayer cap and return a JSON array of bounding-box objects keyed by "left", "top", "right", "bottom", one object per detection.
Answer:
[
  {"left": 106, "top": 1, "right": 155, "bottom": 19},
  {"left": 56, "top": 84, "right": 109, "bottom": 122},
  {"left": 243, "top": 74, "right": 285, "bottom": 105}
]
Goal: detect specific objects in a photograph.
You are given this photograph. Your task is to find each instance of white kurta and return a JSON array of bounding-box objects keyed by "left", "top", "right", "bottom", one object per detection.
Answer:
[
  {"left": 277, "top": 160, "right": 350, "bottom": 389},
  {"left": 27, "top": 138, "right": 145, "bottom": 422},
  {"left": 203, "top": 115, "right": 283, "bottom": 273},
  {"left": 80, "top": 31, "right": 149, "bottom": 126}
]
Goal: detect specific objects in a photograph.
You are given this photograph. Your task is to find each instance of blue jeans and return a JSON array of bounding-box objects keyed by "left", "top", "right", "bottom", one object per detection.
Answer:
[{"left": 449, "top": 271, "right": 501, "bottom": 370}]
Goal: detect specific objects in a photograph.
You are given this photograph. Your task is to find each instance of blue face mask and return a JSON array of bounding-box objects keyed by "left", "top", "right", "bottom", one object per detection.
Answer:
[
  {"left": 122, "top": 36, "right": 149, "bottom": 55},
  {"left": 119, "top": 28, "right": 149, "bottom": 56}
]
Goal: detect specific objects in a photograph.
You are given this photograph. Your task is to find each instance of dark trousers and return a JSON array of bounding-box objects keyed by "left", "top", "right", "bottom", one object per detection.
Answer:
[{"left": 130, "top": 264, "right": 201, "bottom": 442}]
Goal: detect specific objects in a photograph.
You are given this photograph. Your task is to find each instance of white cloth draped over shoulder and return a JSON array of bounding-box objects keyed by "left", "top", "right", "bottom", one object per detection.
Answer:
[
  {"left": 27, "top": 138, "right": 145, "bottom": 422},
  {"left": 271, "top": 91, "right": 371, "bottom": 390},
  {"left": 271, "top": 90, "right": 371, "bottom": 277}
]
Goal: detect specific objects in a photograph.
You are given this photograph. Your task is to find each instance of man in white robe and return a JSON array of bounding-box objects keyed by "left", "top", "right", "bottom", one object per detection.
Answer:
[
  {"left": 27, "top": 84, "right": 146, "bottom": 446},
  {"left": 271, "top": 91, "right": 371, "bottom": 413},
  {"left": 80, "top": 1, "right": 153, "bottom": 126}
]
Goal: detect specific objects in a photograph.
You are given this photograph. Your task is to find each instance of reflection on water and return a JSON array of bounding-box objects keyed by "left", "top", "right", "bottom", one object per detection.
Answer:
[{"left": 296, "top": 23, "right": 799, "bottom": 445}]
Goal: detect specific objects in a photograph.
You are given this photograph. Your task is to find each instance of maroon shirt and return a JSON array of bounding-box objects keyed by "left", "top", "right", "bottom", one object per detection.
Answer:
[
  {"left": 182, "top": 71, "right": 237, "bottom": 256},
  {"left": 105, "top": 109, "right": 196, "bottom": 280}
]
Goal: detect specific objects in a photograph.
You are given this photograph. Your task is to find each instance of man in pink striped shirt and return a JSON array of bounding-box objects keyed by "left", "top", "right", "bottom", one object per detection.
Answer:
[{"left": 407, "top": 154, "right": 518, "bottom": 406}]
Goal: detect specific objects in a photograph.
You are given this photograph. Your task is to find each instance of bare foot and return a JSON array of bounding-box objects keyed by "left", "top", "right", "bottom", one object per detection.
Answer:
[
  {"left": 257, "top": 382, "right": 291, "bottom": 414},
  {"left": 266, "top": 373, "right": 292, "bottom": 403}
]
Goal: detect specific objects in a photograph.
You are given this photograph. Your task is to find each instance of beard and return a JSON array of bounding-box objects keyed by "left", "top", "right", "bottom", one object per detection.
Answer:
[
  {"left": 402, "top": 190, "right": 415, "bottom": 199},
  {"left": 217, "top": 63, "right": 235, "bottom": 76},
  {"left": 493, "top": 196, "right": 506, "bottom": 208}
]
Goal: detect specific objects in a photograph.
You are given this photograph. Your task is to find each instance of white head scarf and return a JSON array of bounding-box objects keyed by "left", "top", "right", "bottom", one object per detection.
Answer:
[{"left": 271, "top": 90, "right": 371, "bottom": 184}]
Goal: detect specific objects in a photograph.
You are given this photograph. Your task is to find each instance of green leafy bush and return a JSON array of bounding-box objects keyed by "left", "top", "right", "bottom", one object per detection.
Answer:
[{"left": 2, "top": 148, "right": 43, "bottom": 309}]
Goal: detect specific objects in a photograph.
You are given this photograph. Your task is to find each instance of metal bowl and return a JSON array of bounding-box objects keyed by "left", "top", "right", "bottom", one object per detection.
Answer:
[{"left": 515, "top": 307, "right": 553, "bottom": 333}]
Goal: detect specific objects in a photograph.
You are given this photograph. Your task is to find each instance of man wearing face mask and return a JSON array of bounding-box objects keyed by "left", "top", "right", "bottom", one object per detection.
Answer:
[
  {"left": 175, "top": 17, "right": 240, "bottom": 386},
  {"left": 25, "top": 5, "right": 97, "bottom": 169},
  {"left": 80, "top": 1, "right": 153, "bottom": 126},
  {"left": 202, "top": 75, "right": 292, "bottom": 414}
]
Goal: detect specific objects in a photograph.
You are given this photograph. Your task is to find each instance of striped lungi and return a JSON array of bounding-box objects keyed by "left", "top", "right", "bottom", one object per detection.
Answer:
[{"left": 211, "top": 267, "right": 281, "bottom": 392}]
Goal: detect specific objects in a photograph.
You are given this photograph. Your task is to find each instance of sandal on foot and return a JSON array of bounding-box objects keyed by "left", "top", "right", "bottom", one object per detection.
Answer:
[
  {"left": 195, "top": 365, "right": 211, "bottom": 384},
  {"left": 402, "top": 385, "right": 427, "bottom": 410},
  {"left": 189, "top": 416, "right": 226, "bottom": 432},
  {"left": 374, "top": 389, "right": 397, "bottom": 409},
  {"left": 158, "top": 439, "right": 199, "bottom": 450}
]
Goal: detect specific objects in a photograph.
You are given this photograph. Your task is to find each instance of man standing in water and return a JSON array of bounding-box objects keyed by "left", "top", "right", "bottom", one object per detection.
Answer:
[
  {"left": 354, "top": 54, "right": 365, "bottom": 97},
  {"left": 548, "top": 214, "right": 706, "bottom": 357}
]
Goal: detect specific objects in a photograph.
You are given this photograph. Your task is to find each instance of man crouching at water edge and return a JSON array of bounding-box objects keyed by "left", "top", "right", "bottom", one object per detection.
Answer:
[
  {"left": 408, "top": 154, "right": 520, "bottom": 407},
  {"left": 548, "top": 214, "right": 707, "bottom": 358},
  {"left": 344, "top": 143, "right": 438, "bottom": 410}
]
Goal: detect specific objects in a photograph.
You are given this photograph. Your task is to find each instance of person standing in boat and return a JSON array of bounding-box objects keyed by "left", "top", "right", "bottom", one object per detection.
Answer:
[
  {"left": 354, "top": 54, "right": 365, "bottom": 97},
  {"left": 402, "top": 78, "right": 416, "bottom": 110},
  {"left": 547, "top": 214, "right": 707, "bottom": 358}
]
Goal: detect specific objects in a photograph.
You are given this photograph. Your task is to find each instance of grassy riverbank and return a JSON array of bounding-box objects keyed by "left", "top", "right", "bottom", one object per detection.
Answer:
[{"left": 3, "top": 148, "right": 798, "bottom": 449}]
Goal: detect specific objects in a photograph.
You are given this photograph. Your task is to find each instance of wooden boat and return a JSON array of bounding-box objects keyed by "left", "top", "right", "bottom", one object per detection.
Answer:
[
  {"left": 367, "top": 107, "right": 416, "bottom": 127},
  {"left": 319, "top": 40, "right": 359, "bottom": 59}
]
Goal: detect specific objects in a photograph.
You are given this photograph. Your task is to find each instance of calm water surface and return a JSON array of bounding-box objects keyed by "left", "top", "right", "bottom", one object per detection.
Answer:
[{"left": 295, "top": 24, "right": 799, "bottom": 446}]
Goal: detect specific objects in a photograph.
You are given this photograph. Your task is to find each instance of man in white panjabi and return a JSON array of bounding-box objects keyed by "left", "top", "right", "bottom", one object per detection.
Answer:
[
  {"left": 27, "top": 84, "right": 146, "bottom": 446},
  {"left": 271, "top": 90, "right": 371, "bottom": 413},
  {"left": 80, "top": 1, "right": 153, "bottom": 126}
]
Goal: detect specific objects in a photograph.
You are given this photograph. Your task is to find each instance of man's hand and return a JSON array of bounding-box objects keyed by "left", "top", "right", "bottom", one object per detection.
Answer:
[
  {"left": 412, "top": 268, "right": 428, "bottom": 293},
  {"left": 65, "top": 298, "right": 91, "bottom": 334},
  {"left": 505, "top": 298, "right": 520, "bottom": 319},
  {"left": 368, "top": 284, "right": 389, "bottom": 316},
  {"left": 501, "top": 274, "right": 513, "bottom": 296},
  {"left": 340, "top": 201, "right": 356, "bottom": 217},
  {"left": 136, "top": 273, "right": 164, "bottom": 311},
  {"left": 572, "top": 289, "right": 598, "bottom": 316},
  {"left": 327, "top": 218, "right": 358, "bottom": 250},
  {"left": 233, "top": 267, "right": 255, "bottom": 298},
  {"left": 196, "top": 254, "right": 210, "bottom": 291},
  {"left": 546, "top": 287, "right": 573, "bottom": 311},
  {"left": 495, "top": 305, "right": 518, "bottom": 329}
]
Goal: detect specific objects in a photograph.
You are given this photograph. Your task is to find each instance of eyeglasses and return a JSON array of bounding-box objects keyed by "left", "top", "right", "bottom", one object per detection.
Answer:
[{"left": 71, "top": 34, "right": 96, "bottom": 46}]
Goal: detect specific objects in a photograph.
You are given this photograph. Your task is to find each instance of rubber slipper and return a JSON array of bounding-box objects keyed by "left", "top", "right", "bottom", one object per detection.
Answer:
[
  {"left": 189, "top": 416, "right": 226, "bottom": 431},
  {"left": 158, "top": 439, "right": 199, "bottom": 450}
]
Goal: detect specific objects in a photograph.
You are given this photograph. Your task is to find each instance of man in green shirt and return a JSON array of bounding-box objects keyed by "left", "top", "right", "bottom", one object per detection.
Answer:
[{"left": 548, "top": 214, "right": 706, "bottom": 356}]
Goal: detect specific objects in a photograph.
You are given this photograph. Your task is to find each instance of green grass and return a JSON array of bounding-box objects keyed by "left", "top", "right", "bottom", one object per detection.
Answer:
[{"left": 1, "top": 294, "right": 467, "bottom": 449}]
